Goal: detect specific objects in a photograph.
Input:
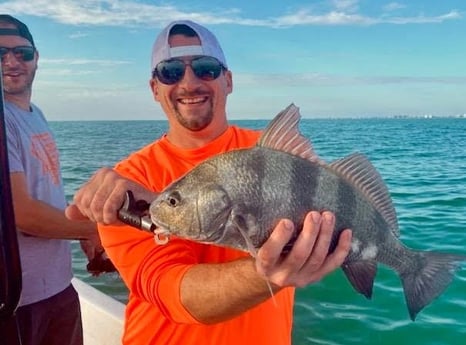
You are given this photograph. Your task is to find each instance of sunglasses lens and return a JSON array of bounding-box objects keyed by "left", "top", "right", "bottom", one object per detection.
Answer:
[
  {"left": 191, "top": 57, "right": 222, "bottom": 81},
  {"left": 155, "top": 60, "right": 185, "bottom": 85},
  {"left": 15, "top": 47, "right": 35, "bottom": 61},
  {"left": 0, "top": 46, "right": 35, "bottom": 62},
  {"left": 154, "top": 57, "right": 224, "bottom": 85}
]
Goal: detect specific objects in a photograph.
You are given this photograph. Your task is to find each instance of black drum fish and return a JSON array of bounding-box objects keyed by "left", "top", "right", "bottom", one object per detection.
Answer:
[{"left": 149, "top": 103, "right": 465, "bottom": 320}]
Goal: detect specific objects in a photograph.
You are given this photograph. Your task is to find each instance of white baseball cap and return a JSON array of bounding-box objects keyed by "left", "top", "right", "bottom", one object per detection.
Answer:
[{"left": 151, "top": 20, "right": 228, "bottom": 73}]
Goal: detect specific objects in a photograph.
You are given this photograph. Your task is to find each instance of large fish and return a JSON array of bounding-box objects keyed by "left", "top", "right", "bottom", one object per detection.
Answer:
[{"left": 149, "top": 103, "right": 465, "bottom": 320}]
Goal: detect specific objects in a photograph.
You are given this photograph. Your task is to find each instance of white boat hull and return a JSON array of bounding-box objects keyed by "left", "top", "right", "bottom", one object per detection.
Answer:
[{"left": 72, "top": 278, "right": 125, "bottom": 345}]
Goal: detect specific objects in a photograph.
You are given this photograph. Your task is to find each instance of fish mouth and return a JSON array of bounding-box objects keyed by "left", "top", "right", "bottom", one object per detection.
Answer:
[
  {"left": 151, "top": 218, "right": 173, "bottom": 235},
  {"left": 150, "top": 220, "right": 171, "bottom": 242},
  {"left": 150, "top": 197, "right": 232, "bottom": 244},
  {"left": 151, "top": 217, "right": 165, "bottom": 230},
  {"left": 151, "top": 218, "right": 218, "bottom": 242}
]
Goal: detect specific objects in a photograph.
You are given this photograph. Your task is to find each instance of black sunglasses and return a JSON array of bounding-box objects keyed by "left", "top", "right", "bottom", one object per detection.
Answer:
[
  {"left": 0, "top": 46, "right": 35, "bottom": 62},
  {"left": 153, "top": 56, "right": 225, "bottom": 85}
]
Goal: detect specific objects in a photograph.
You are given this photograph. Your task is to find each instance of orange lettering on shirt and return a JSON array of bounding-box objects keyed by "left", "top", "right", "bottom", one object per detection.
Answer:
[{"left": 30, "top": 133, "right": 60, "bottom": 185}]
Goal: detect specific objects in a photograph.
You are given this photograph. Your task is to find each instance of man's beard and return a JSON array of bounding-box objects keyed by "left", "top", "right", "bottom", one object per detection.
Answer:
[
  {"left": 3, "top": 68, "right": 36, "bottom": 96},
  {"left": 174, "top": 102, "right": 214, "bottom": 132}
]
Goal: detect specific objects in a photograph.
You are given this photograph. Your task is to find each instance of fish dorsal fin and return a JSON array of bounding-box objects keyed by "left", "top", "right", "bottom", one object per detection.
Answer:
[
  {"left": 258, "top": 103, "right": 320, "bottom": 163},
  {"left": 329, "top": 153, "right": 399, "bottom": 236}
]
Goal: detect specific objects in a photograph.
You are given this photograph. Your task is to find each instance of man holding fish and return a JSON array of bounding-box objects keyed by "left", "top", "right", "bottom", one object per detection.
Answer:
[{"left": 66, "top": 20, "right": 352, "bottom": 345}]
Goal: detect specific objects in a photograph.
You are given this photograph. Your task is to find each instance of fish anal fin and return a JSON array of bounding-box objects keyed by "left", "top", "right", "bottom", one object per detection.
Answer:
[
  {"left": 258, "top": 104, "right": 321, "bottom": 163},
  {"left": 341, "top": 260, "right": 377, "bottom": 299},
  {"left": 329, "top": 153, "right": 399, "bottom": 236}
]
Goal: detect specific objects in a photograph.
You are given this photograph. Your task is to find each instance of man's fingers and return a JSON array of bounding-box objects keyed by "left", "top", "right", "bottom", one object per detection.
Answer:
[
  {"left": 65, "top": 204, "right": 89, "bottom": 221},
  {"left": 317, "top": 228, "right": 352, "bottom": 275},
  {"left": 256, "top": 219, "right": 294, "bottom": 277},
  {"left": 281, "top": 212, "right": 320, "bottom": 272},
  {"left": 304, "top": 212, "right": 335, "bottom": 267},
  {"left": 255, "top": 210, "right": 353, "bottom": 289}
]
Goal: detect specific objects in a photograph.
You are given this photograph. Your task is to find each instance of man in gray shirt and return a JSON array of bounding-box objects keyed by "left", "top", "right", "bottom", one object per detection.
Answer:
[{"left": 0, "top": 14, "right": 104, "bottom": 345}]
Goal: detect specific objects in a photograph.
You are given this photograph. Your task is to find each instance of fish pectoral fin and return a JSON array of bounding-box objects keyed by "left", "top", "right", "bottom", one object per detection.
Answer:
[
  {"left": 341, "top": 260, "right": 378, "bottom": 299},
  {"left": 231, "top": 212, "right": 277, "bottom": 306},
  {"left": 231, "top": 213, "right": 258, "bottom": 258}
]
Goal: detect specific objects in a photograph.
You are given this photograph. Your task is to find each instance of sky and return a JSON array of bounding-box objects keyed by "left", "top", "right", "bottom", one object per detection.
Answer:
[{"left": 0, "top": 0, "right": 465, "bottom": 121}]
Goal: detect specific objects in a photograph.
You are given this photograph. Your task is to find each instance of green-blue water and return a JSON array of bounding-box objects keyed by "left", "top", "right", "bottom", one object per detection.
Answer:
[{"left": 51, "top": 117, "right": 466, "bottom": 345}]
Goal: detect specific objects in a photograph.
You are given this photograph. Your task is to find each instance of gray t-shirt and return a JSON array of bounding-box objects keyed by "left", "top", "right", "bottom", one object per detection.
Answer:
[{"left": 5, "top": 101, "right": 72, "bottom": 306}]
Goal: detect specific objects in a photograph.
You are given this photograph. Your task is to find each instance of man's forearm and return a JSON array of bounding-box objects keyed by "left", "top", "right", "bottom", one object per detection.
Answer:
[
  {"left": 180, "top": 257, "right": 280, "bottom": 324},
  {"left": 15, "top": 197, "right": 97, "bottom": 240}
]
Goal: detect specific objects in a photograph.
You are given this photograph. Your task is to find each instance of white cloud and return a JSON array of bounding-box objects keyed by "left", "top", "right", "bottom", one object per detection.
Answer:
[
  {"left": 39, "top": 58, "right": 131, "bottom": 66},
  {"left": 0, "top": 0, "right": 461, "bottom": 28},
  {"left": 234, "top": 72, "right": 466, "bottom": 87},
  {"left": 69, "top": 31, "right": 90, "bottom": 39},
  {"left": 383, "top": 2, "right": 407, "bottom": 12},
  {"left": 271, "top": 10, "right": 376, "bottom": 26},
  {"left": 331, "top": 0, "right": 359, "bottom": 12},
  {"left": 38, "top": 68, "right": 97, "bottom": 77}
]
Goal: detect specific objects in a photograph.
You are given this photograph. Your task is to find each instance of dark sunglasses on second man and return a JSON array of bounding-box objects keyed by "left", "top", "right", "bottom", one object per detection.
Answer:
[
  {"left": 0, "top": 46, "right": 35, "bottom": 62},
  {"left": 153, "top": 56, "right": 225, "bottom": 85}
]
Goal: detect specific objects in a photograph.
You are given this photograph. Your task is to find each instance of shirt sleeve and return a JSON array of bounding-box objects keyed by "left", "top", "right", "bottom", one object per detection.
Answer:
[{"left": 98, "top": 223, "right": 203, "bottom": 324}]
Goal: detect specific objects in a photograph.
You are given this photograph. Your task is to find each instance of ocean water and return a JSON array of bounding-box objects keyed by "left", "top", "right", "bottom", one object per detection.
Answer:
[{"left": 50, "top": 117, "right": 466, "bottom": 345}]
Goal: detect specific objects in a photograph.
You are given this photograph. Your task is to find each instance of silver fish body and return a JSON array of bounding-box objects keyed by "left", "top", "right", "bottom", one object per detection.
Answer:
[{"left": 150, "top": 104, "right": 464, "bottom": 320}]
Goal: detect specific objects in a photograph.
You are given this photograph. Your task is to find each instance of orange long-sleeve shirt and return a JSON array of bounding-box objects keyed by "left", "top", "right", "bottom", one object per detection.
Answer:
[{"left": 98, "top": 125, "right": 295, "bottom": 345}]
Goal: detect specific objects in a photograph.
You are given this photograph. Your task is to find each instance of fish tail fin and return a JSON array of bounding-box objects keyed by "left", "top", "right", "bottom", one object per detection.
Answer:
[{"left": 400, "top": 252, "right": 465, "bottom": 321}]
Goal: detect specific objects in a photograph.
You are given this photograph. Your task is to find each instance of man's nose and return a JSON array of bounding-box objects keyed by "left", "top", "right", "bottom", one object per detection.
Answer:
[
  {"left": 178, "top": 64, "right": 201, "bottom": 87},
  {"left": 1, "top": 51, "right": 22, "bottom": 66}
]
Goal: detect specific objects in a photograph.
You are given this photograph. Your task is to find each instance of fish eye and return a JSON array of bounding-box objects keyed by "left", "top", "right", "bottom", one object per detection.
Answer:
[{"left": 166, "top": 191, "right": 181, "bottom": 207}]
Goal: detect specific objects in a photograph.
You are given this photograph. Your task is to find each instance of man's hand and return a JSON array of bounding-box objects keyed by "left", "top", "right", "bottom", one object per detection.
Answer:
[
  {"left": 255, "top": 211, "right": 352, "bottom": 288},
  {"left": 79, "top": 229, "right": 104, "bottom": 261},
  {"left": 65, "top": 167, "right": 157, "bottom": 225}
]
